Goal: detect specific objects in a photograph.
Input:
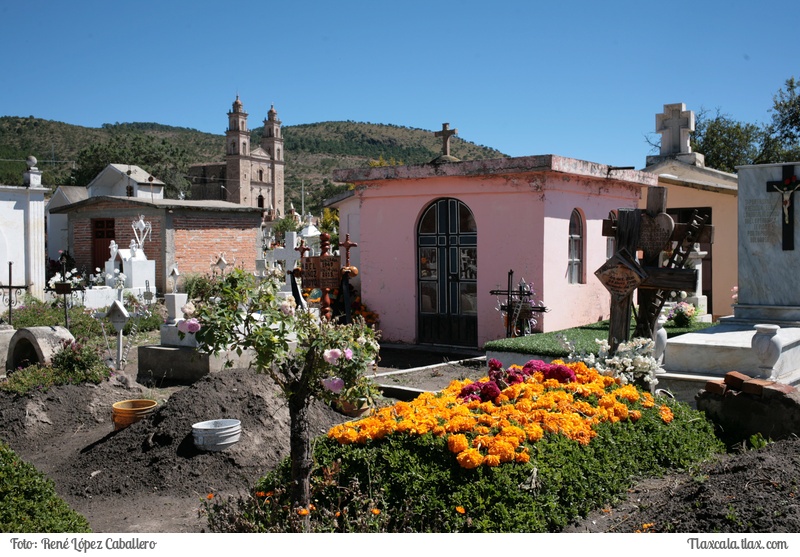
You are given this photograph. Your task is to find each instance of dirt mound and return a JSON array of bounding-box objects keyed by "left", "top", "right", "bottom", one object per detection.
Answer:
[{"left": 0, "top": 368, "right": 347, "bottom": 532}]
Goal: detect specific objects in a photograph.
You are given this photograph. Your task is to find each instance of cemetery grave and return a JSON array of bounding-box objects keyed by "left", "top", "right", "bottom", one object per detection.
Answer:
[{"left": 1, "top": 337, "right": 800, "bottom": 532}]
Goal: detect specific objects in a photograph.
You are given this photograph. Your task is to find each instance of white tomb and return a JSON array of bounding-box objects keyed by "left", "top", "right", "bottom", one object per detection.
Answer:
[{"left": 664, "top": 162, "right": 800, "bottom": 385}]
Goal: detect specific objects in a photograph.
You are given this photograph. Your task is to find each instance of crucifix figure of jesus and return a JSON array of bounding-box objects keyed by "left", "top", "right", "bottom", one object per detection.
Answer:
[
  {"left": 766, "top": 165, "right": 800, "bottom": 251},
  {"left": 773, "top": 183, "right": 800, "bottom": 224}
]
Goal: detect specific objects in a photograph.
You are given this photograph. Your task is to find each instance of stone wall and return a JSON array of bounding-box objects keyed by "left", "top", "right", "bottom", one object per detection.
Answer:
[{"left": 697, "top": 371, "right": 800, "bottom": 444}]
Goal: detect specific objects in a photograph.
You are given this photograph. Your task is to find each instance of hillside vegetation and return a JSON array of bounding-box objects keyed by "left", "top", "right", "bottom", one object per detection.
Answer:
[{"left": 0, "top": 116, "right": 506, "bottom": 212}]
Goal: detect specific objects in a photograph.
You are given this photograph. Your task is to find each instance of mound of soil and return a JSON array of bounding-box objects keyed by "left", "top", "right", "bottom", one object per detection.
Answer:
[{"left": 1, "top": 348, "right": 799, "bottom": 533}]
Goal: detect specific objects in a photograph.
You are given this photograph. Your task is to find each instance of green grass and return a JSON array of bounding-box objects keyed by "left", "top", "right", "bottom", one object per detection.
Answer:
[
  {"left": 483, "top": 319, "right": 713, "bottom": 357},
  {"left": 0, "top": 442, "right": 91, "bottom": 533}
]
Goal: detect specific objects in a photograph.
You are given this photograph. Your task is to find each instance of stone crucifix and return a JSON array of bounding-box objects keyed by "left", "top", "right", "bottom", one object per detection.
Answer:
[
  {"left": 655, "top": 103, "right": 695, "bottom": 156},
  {"left": 434, "top": 123, "right": 458, "bottom": 157},
  {"left": 766, "top": 164, "right": 800, "bottom": 250}
]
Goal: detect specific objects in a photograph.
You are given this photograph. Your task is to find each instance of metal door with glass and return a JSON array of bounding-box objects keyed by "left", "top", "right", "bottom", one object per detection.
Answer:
[{"left": 417, "top": 198, "right": 477, "bottom": 346}]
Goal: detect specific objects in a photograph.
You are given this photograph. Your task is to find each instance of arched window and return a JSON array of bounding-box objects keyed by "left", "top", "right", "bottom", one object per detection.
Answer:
[
  {"left": 568, "top": 209, "right": 585, "bottom": 284},
  {"left": 257, "top": 194, "right": 264, "bottom": 208},
  {"left": 258, "top": 169, "right": 264, "bottom": 182},
  {"left": 242, "top": 141, "right": 247, "bottom": 154}
]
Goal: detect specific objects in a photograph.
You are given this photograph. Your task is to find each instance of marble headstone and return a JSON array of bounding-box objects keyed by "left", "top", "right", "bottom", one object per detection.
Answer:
[{"left": 736, "top": 162, "right": 800, "bottom": 323}]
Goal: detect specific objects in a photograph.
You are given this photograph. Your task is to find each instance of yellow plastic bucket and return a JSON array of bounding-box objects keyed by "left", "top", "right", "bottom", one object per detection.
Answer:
[{"left": 112, "top": 399, "right": 157, "bottom": 430}]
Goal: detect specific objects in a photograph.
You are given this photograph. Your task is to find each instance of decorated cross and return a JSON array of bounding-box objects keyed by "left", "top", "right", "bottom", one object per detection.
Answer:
[
  {"left": 598, "top": 186, "right": 713, "bottom": 352},
  {"left": 434, "top": 122, "right": 458, "bottom": 157},
  {"left": 298, "top": 233, "right": 341, "bottom": 321},
  {"left": 766, "top": 165, "right": 800, "bottom": 251}
]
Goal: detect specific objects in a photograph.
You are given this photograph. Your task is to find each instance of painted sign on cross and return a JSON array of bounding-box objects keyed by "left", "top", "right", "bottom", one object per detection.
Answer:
[{"left": 597, "top": 186, "right": 713, "bottom": 352}]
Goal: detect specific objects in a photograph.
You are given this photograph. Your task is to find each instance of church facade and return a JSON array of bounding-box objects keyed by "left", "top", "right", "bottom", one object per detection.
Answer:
[{"left": 188, "top": 96, "right": 285, "bottom": 216}]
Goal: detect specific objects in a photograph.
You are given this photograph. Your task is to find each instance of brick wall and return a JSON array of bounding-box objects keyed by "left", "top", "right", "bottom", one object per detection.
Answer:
[
  {"left": 65, "top": 200, "right": 261, "bottom": 293},
  {"left": 698, "top": 371, "right": 800, "bottom": 445},
  {"left": 173, "top": 213, "right": 261, "bottom": 278}
]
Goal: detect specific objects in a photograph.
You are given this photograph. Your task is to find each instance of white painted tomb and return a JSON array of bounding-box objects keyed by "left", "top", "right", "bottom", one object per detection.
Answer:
[{"left": 664, "top": 162, "right": 800, "bottom": 385}]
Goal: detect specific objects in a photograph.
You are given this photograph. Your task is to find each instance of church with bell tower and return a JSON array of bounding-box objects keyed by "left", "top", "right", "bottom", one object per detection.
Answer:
[{"left": 188, "top": 96, "right": 285, "bottom": 216}]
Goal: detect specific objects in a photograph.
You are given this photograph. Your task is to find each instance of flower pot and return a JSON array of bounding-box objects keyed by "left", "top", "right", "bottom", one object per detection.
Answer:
[
  {"left": 337, "top": 398, "right": 371, "bottom": 418},
  {"left": 112, "top": 399, "right": 157, "bottom": 430}
]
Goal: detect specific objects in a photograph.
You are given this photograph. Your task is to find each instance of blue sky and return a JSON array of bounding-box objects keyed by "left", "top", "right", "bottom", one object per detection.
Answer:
[{"left": 1, "top": 0, "right": 797, "bottom": 168}]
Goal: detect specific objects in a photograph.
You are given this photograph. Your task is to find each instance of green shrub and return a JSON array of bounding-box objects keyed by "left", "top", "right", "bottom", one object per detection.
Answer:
[
  {"left": 484, "top": 319, "right": 713, "bottom": 357},
  {"left": 181, "top": 273, "right": 215, "bottom": 300},
  {"left": 0, "top": 441, "right": 91, "bottom": 532},
  {"left": 1, "top": 339, "right": 111, "bottom": 396},
  {"left": 205, "top": 398, "right": 723, "bottom": 532},
  {"left": 7, "top": 298, "right": 101, "bottom": 340}
]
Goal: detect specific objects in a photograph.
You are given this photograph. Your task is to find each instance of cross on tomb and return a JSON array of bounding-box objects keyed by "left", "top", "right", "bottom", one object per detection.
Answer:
[
  {"left": 598, "top": 186, "right": 713, "bottom": 351},
  {"left": 434, "top": 123, "right": 458, "bottom": 157},
  {"left": 766, "top": 164, "right": 800, "bottom": 251},
  {"left": 655, "top": 103, "right": 695, "bottom": 156},
  {"left": 339, "top": 233, "right": 358, "bottom": 268},
  {"left": 264, "top": 231, "right": 303, "bottom": 290}
]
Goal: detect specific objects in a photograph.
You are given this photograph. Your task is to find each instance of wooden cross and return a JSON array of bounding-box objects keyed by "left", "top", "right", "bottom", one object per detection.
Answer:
[
  {"left": 598, "top": 186, "right": 713, "bottom": 351},
  {"left": 295, "top": 239, "right": 310, "bottom": 258},
  {"left": 339, "top": 234, "right": 358, "bottom": 267},
  {"left": 655, "top": 103, "right": 694, "bottom": 156},
  {"left": 434, "top": 123, "right": 458, "bottom": 157},
  {"left": 766, "top": 165, "right": 800, "bottom": 251}
]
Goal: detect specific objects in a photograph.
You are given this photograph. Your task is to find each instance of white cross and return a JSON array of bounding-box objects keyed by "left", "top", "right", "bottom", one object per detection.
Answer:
[
  {"left": 265, "top": 231, "right": 302, "bottom": 291},
  {"left": 655, "top": 103, "right": 695, "bottom": 155}
]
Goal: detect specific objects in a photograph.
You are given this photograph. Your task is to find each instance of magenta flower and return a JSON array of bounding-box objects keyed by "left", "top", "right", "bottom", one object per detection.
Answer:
[
  {"left": 323, "top": 348, "right": 342, "bottom": 365},
  {"left": 321, "top": 377, "right": 345, "bottom": 394},
  {"left": 487, "top": 358, "right": 503, "bottom": 371},
  {"left": 344, "top": 347, "right": 353, "bottom": 360},
  {"left": 177, "top": 318, "right": 201, "bottom": 334}
]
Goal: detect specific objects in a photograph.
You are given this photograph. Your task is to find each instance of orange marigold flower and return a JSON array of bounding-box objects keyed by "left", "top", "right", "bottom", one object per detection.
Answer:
[
  {"left": 297, "top": 508, "right": 310, "bottom": 516},
  {"left": 371, "top": 508, "right": 381, "bottom": 516},
  {"left": 447, "top": 433, "right": 470, "bottom": 454},
  {"left": 629, "top": 410, "right": 642, "bottom": 422},
  {"left": 659, "top": 405, "right": 674, "bottom": 424},
  {"left": 206, "top": 493, "right": 214, "bottom": 500},
  {"left": 456, "top": 447, "right": 484, "bottom": 469},
  {"left": 484, "top": 454, "right": 501, "bottom": 467},
  {"left": 455, "top": 506, "right": 466, "bottom": 514}
]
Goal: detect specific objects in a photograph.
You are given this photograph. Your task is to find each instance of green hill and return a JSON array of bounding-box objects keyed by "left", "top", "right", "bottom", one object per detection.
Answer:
[{"left": 0, "top": 116, "right": 507, "bottom": 212}]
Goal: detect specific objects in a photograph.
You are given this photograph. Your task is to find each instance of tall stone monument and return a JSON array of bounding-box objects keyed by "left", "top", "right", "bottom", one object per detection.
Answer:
[{"left": 665, "top": 162, "right": 800, "bottom": 383}]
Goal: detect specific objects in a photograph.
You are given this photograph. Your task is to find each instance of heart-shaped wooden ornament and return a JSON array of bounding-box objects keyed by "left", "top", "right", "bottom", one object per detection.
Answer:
[{"left": 638, "top": 212, "right": 675, "bottom": 262}]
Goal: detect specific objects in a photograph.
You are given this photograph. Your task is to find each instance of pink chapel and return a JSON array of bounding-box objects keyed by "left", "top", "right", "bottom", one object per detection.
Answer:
[{"left": 330, "top": 131, "right": 657, "bottom": 349}]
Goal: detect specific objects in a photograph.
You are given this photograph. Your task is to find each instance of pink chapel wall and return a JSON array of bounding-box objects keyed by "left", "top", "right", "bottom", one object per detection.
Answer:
[{"left": 336, "top": 169, "right": 643, "bottom": 347}]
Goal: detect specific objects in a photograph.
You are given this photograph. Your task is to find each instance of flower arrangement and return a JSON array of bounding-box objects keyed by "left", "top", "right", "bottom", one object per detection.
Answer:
[
  {"left": 667, "top": 301, "right": 696, "bottom": 327},
  {"left": 48, "top": 268, "right": 84, "bottom": 291},
  {"left": 560, "top": 335, "right": 661, "bottom": 391},
  {"left": 328, "top": 358, "right": 674, "bottom": 469},
  {"left": 90, "top": 267, "right": 105, "bottom": 287},
  {"left": 105, "top": 269, "right": 127, "bottom": 290}
]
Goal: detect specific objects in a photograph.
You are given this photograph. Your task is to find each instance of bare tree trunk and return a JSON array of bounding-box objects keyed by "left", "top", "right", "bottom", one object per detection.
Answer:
[{"left": 288, "top": 383, "right": 312, "bottom": 531}]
